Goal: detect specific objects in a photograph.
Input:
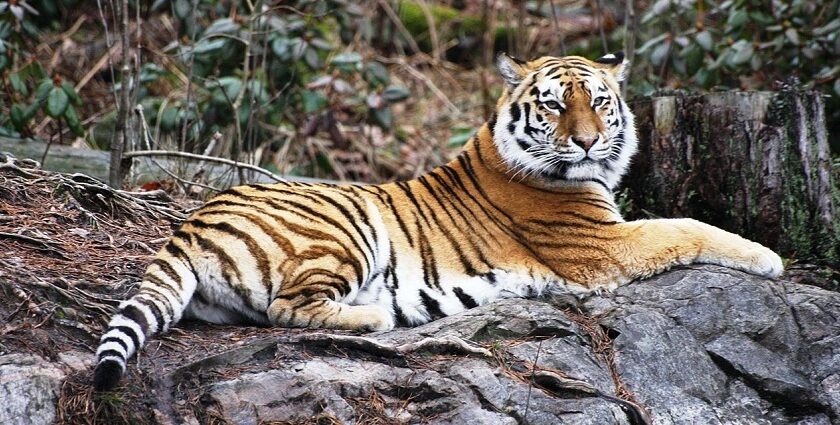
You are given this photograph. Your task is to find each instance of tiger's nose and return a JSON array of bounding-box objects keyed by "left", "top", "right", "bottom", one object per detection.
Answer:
[{"left": 571, "top": 135, "right": 598, "bottom": 152}]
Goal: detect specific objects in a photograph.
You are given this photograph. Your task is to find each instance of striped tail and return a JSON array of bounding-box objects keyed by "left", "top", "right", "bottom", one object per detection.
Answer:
[{"left": 93, "top": 242, "right": 198, "bottom": 391}]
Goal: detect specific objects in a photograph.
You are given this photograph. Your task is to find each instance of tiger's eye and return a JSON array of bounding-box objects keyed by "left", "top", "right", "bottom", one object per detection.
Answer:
[
  {"left": 592, "top": 97, "right": 606, "bottom": 107},
  {"left": 543, "top": 100, "right": 562, "bottom": 110}
]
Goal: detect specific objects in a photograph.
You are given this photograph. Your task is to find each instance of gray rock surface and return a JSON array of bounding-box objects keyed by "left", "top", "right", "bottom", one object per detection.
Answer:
[
  {"left": 0, "top": 351, "right": 92, "bottom": 425},
  {"left": 3, "top": 265, "right": 839, "bottom": 424}
]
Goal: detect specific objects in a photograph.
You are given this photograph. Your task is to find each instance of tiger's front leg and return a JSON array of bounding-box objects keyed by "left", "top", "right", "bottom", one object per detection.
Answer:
[{"left": 615, "top": 218, "right": 784, "bottom": 280}]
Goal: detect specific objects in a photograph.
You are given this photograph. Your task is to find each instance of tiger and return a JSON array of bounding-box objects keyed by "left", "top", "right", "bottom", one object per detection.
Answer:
[{"left": 93, "top": 52, "right": 784, "bottom": 391}]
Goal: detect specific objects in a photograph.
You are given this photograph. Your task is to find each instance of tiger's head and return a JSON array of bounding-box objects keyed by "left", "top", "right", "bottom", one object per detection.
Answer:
[{"left": 492, "top": 52, "right": 638, "bottom": 191}]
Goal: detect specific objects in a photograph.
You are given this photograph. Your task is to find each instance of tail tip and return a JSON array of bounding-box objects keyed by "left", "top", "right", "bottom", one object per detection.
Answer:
[{"left": 93, "top": 359, "right": 124, "bottom": 391}]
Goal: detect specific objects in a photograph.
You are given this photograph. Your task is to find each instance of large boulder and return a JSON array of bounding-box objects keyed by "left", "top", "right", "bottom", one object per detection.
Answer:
[{"left": 2, "top": 265, "right": 838, "bottom": 424}]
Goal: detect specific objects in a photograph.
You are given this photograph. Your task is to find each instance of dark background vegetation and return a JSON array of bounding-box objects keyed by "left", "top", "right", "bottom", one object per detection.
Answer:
[{"left": 1, "top": 0, "right": 838, "bottom": 188}]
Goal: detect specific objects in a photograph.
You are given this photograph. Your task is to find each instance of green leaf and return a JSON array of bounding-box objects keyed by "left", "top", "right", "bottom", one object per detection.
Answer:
[
  {"left": 9, "top": 73, "right": 26, "bottom": 96},
  {"left": 0, "top": 21, "right": 11, "bottom": 39},
  {"left": 10, "top": 104, "right": 25, "bottom": 129},
  {"left": 64, "top": 106, "right": 84, "bottom": 137},
  {"left": 301, "top": 90, "right": 327, "bottom": 113},
  {"left": 22, "top": 102, "right": 38, "bottom": 120},
  {"left": 30, "top": 61, "right": 47, "bottom": 80},
  {"left": 372, "top": 107, "right": 392, "bottom": 128},
  {"left": 650, "top": 41, "right": 671, "bottom": 67},
  {"left": 364, "top": 62, "right": 390, "bottom": 87},
  {"left": 726, "top": 9, "right": 748, "bottom": 29},
  {"left": 383, "top": 85, "right": 410, "bottom": 102},
  {"left": 310, "top": 38, "right": 332, "bottom": 51},
  {"left": 212, "top": 76, "right": 242, "bottom": 104},
  {"left": 814, "top": 19, "right": 840, "bottom": 36},
  {"left": 680, "top": 45, "right": 703, "bottom": 76},
  {"left": 35, "top": 79, "right": 52, "bottom": 102},
  {"left": 46, "top": 86, "right": 69, "bottom": 118},
  {"left": 204, "top": 18, "right": 239, "bottom": 36},
  {"left": 748, "top": 12, "right": 775, "bottom": 26},
  {"left": 61, "top": 82, "right": 82, "bottom": 106},
  {"left": 784, "top": 28, "right": 800, "bottom": 45},
  {"left": 304, "top": 47, "right": 320, "bottom": 69},
  {"left": 447, "top": 128, "right": 475, "bottom": 147},
  {"left": 160, "top": 107, "right": 179, "bottom": 131},
  {"left": 332, "top": 52, "right": 362, "bottom": 65},
  {"left": 695, "top": 31, "right": 713, "bottom": 51},
  {"left": 271, "top": 37, "right": 292, "bottom": 60},
  {"left": 174, "top": 0, "right": 191, "bottom": 19},
  {"left": 193, "top": 38, "right": 227, "bottom": 54},
  {"left": 726, "top": 40, "right": 754, "bottom": 66}
]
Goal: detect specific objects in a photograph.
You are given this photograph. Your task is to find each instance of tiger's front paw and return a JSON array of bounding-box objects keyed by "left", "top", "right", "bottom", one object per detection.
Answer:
[
  {"left": 356, "top": 304, "right": 395, "bottom": 332},
  {"left": 738, "top": 243, "right": 784, "bottom": 278}
]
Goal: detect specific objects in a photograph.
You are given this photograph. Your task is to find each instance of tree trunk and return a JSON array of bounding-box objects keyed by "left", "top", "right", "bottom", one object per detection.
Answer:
[{"left": 623, "top": 90, "right": 840, "bottom": 265}]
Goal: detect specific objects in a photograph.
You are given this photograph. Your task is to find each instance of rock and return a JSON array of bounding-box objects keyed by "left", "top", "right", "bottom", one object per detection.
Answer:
[
  {"left": 585, "top": 265, "right": 840, "bottom": 424},
  {"left": 5, "top": 266, "right": 840, "bottom": 424},
  {"left": 0, "top": 354, "right": 66, "bottom": 425}
]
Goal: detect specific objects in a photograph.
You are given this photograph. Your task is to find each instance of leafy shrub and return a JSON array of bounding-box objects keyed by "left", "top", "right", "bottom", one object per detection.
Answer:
[
  {"left": 129, "top": 0, "right": 411, "bottom": 179},
  {"left": 0, "top": 0, "right": 84, "bottom": 138}
]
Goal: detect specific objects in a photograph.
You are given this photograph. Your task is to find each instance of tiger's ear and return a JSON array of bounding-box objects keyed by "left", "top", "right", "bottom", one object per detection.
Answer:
[
  {"left": 497, "top": 53, "right": 528, "bottom": 89},
  {"left": 594, "top": 52, "right": 629, "bottom": 82}
]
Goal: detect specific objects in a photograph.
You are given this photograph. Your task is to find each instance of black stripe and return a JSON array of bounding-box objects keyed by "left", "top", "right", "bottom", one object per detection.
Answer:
[
  {"left": 142, "top": 272, "right": 181, "bottom": 303},
  {"left": 120, "top": 304, "right": 151, "bottom": 335},
  {"left": 427, "top": 169, "right": 497, "bottom": 252},
  {"left": 192, "top": 234, "right": 254, "bottom": 304},
  {"left": 101, "top": 336, "right": 128, "bottom": 352},
  {"left": 137, "top": 295, "right": 168, "bottom": 333},
  {"left": 419, "top": 289, "right": 446, "bottom": 321},
  {"left": 114, "top": 325, "right": 141, "bottom": 351},
  {"left": 375, "top": 186, "right": 415, "bottom": 248},
  {"left": 306, "top": 191, "right": 376, "bottom": 266},
  {"left": 415, "top": 213, "right": 441, "bottom": 292},
  {"left": 269, "top": 197, "right": 373, "bottom": 275},
  {"left": 164, "top": 240, "right": 200, "bottom": 286},
  {"left": 452, "top": 287, "right": 478, "bottom": 309},
  {"left": 392, "top": 297, "right": 410, "bottom": 327},
  {"left": 150, "top": 258, "right": 182, "bottom": 290},
  {"left": 189, "top": 219, "right": 274, "bottom": 292},
  {"left": 97, "top": 349, "right": 125, "bottom": 361},
  {"left": 387, "top": 241, "right": 399, "bottom": 289},
  {"left": 416, "top": 176, "right": 480, "bottom": 276},
  {"left": 137, "top": 286, "right": 175, "bottom": 325},
  {"left": 395, "top": 182, "right": 429, "bottom": 227},
  {"left": 335, "top": 188, "right": 378, "bottom": 247}
]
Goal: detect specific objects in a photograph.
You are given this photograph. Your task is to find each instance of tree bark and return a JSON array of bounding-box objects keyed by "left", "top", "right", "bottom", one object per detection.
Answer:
[
  {"left": 108, "top": 0, "right": 132, "bottom": 188},
  {"left": 624, "top": 90, "right": 840, "bottom": 265}
]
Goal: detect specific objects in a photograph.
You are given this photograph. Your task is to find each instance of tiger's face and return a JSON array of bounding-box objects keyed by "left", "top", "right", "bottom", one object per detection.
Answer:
[{"left": 492, "top": 53, "right": 638, "bottom": 190}]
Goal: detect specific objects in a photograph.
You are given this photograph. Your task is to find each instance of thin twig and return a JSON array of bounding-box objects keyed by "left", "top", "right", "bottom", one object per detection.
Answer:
[
  {"left": 375, "top": 0, "right": 424, "bottom": 55},
  {"left": 109, "top": 0, "right": 132, "bottom": 188},
  {"left": 592, "top": 0, "right": 609, "bottom": 53},
  {"left": 123, "top": 150, "right": 286, "bottom": 183},
  {"left": 622, "top": 0, "right": 637, "bottom": 98},
  {"left": 523, "top": 339, "right": 544, "bottom": 423}
]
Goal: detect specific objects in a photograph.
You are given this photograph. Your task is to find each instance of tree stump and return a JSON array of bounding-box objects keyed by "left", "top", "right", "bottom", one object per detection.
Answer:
[{"left": 623, "top": 90, "right": 840, "bottom": 265}]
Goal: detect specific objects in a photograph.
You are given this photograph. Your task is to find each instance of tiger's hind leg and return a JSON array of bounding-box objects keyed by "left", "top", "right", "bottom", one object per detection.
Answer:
[{"left": 268, "top": 296, "right": 394, "bottom": 332}]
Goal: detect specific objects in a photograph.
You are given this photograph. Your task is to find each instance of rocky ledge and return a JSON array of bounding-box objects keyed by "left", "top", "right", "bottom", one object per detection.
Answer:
[{"left": 2, "top": 265, "right": 839, "bottom": 425}]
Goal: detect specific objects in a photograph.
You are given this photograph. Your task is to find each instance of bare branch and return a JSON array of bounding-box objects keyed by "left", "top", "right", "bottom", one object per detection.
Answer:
[{"left": 123, "top": 150, "right": 287, "bottom": 183}]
